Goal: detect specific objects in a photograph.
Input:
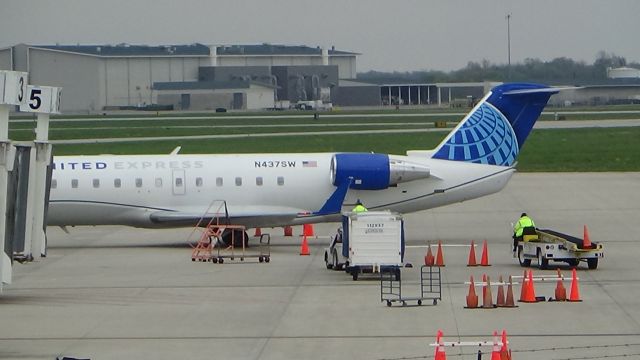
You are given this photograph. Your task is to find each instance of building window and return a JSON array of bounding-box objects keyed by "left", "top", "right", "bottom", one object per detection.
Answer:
[
  {"left": 277, "top": 176, "right": 285, "bottom": 186},
  {"left": 92, "top": 179, "right": 100, "bottom": 188},
  {"left": 235, "top": 177, "right": 242, "bottom": 186},
  {"left": 256, "top": 177, "right": 263, "bottom": 186},
  {"left": 71, "top": 179, "right": 78, "bottom": 188},
  {"left": 196, "top": 177, "right": 203, "bottom": 187},
  {"left": 114, "top": 178, "right": 122, "bottom": 188},
  {"left": 216, "top": 177, "right": 223, "bottom": 186},
  {"left": 51, "top": 179, "right": 57, "bottom": 189},
  {"left": 135, "top": 178, "right": 143, "bottom": 188},
  {"left": 155, "top": 178, "right": 163, "bottom": 187}
]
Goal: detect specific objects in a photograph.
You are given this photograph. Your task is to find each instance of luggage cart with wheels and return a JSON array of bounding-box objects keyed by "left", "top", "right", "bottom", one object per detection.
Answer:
[
  {"left": 212, "top": 231, "right": 271, "bottom": 264},
  {"left": 380, "top": 265, "right": 441, "bottom": 307}
]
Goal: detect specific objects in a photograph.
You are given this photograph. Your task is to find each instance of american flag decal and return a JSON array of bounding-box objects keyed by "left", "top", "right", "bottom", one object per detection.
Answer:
[{"left": 302, "top": 160, "right": 317, "bottom": 167}]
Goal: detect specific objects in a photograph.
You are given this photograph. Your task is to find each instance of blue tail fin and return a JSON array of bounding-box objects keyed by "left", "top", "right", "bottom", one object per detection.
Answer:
[{"left": 431, "top": 83, "right": 558, "bottom": 166}]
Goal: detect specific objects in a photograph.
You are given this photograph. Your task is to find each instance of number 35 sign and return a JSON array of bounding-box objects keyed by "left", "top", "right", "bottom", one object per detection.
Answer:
[{"left": 19, "top": 85, "right": 63, "bottom": 114}]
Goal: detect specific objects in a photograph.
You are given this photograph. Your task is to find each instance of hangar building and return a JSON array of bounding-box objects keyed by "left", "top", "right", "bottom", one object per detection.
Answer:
[{"left": 0, "top": 43, "right": 356, "bottom": 112}]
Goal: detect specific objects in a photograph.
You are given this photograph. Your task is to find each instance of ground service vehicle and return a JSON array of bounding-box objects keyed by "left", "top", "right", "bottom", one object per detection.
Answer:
[
  {"left": 325, "top": 211, "right": 405, "bottom": 280},
  {"left": 515, "top": 228, "right": 604, "bottom": 269}
]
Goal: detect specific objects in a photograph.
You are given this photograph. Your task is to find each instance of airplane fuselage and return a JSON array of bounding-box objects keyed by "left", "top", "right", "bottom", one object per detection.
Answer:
[{"left": 48, "top": 152, "right": 514, "bottom": 228}]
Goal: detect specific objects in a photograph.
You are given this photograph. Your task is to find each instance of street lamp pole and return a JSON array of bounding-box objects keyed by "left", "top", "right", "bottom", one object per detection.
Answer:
[{"left": 506, "top": 13, "right": 512, "bottom": 79}]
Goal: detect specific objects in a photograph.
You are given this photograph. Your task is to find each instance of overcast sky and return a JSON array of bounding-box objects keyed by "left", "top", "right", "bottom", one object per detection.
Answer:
[{"left": 2, "top": 0, "right": 639, "bottom": 72}]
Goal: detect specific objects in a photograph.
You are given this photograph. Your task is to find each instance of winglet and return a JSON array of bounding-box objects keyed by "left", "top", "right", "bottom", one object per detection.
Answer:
[{"left": 312, "top": 177, "right": 353, "bottom": 216}]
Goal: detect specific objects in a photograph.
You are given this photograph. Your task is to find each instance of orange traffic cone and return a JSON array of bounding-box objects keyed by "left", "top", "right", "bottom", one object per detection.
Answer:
[
  {"left": 496, "top": 275, "right": 506, "bottom": 307},
  {"left": 500, "top": 330, "right": 511, "bottom": 360},
  {"left": 568, "top": 268, "right": 582, "bottom": 302},
  {"left": 300, "top": 235, "right": 310, "bottom": 256},
  {"left": 465, "top": 275, "right": 479, "bottom": 308},
  {"left": 583, "top": 225, "right": 592, "bottom": 249},
  {"left": 483, "top": 275, "right": 494, "bottom": 308},
  {"left": 253, "top": 227, "right": 262, "bottom": 237},
  {"left": 284, "top": 226, "right": 293, "bottom": 237},
  {"left": 467, "top": 240, "right": 478, "bottom": 266},
  {"left": 425, "top": 245, "right": 435, "bottom": 266},
  {"left": 554, "top": 269, "right": 567, "bottom": 301},
  {"left": 482, "top": 274, "right": 488, "bottom": 299},
  {"left": 522, "top": 269, "right": 539, "bottom": 303},
  {"left": 490, "top": 331, "right": 501, "bottom": 360},
  {"left": 435, "top": 240, "right": 445, "bottom": 267},
  {"left": 434, "top": 330, "right": 447, "bottom": 360},
  {"left": 303, "top": 224, "right": 314, "bottom": 237},
  {"left": 519, "top": 270, "right": 528, "bottom": 302},
  {"left": 504, "top": 276, "right": 517, "bottom": 308},
  {"left": 480, "top": 239, "right": 491, "bottom": 266}
]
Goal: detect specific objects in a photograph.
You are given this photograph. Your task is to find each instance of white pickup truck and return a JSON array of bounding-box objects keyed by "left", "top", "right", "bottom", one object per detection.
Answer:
[{"left": 324, "top": 211, "right": 405, "bottom": 280}]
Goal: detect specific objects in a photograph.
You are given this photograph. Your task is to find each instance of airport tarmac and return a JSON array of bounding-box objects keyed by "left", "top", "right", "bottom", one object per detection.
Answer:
[{"left": 1, "top": 172, "right": 640, "bottom": 360}]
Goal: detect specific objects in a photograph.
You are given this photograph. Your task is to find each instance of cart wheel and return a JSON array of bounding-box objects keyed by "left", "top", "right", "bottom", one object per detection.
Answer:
[
  {"left": 259, "top": 256, "right": 264, "bottom": 263},
  {"left": 537, "top": 250, "right": 548, "bottom": 270},
  {"left": 518, "top": 246, "right": 531, "bottom": 267},
  {"left": 402, "top": 301, "right": 406, "bottom": 307},
  {"left": 587, "top": 258, "right": 598, "bottom": 269},
  {"left": 219, "top": 258, "right": 224, "bottom": 264},
  {"left": 386, "top": 301, "right": 391, "bottom": 307},
  {"left": 417, "top": 300, "right": 422, "bottom": 306},
  {"left": 240, "top": 257, "right": 244, "bottom": 261},
  {"left": 265, "top": 257, "right": 270, "bottom": 263},
  {"left": 212, "top": 258, "right": 218, "bottom": 264},
  {"left": 191, "top": 258, "right": 195, "bottom": 262},
  {"left": 231, "top": 257, "right": 234, "bottom": 261},
  {"left": 433, "top": 299, "right": 438, "bottom": 305},
  {"left": 352, "top": 271, "right": 358, "bottom": 281}
]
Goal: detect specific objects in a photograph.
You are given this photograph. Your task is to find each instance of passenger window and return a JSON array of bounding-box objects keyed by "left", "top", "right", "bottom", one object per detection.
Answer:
[
  {"left": 51, "top": 179, "right": 57, "bottom": 189},
  {"left": 196, "top": 177, "right": 203, "bottom": 187},
  {"left": 114, "top": 178, "right": 122, "bottom": 188},
  {"left": 135, "top": 178, "right": 143, "bottom": 188},
  {"left": 256, "top": 177, "right": 263, "bottom": 186},
  {"left": 235, "top": 177, "right": 242, "bottom": 186},
  {"left": 175, "top": 178, "right": 183, "bottom": 187},
  {"left": 71, "top": 179, "right": 78, "bottom": 188},
  {"left": 216, "top": 177, "right": 223, "bottom": 186},
  {"left": 92, "top": 179, "right": 100, "bottom": 188},
  {"left": 277, "top": 176, "right": 284, "bottom": 186},
  {"left": 155, "top": 178, "right": 163, "bottom": 187}
]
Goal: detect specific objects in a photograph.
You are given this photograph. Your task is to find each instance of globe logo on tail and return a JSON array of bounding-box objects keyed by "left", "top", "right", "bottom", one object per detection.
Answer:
[{"left": 433, "top": 102, "right": 519, "bottom": 166}]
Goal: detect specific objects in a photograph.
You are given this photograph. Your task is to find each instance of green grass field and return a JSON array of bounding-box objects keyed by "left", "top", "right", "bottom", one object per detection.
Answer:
[
  {"left": 10, "top": 107, "right": 640, "bottom": 172},
  {"left": 48, "top": 127, "right": 640, "bottom": 172}
]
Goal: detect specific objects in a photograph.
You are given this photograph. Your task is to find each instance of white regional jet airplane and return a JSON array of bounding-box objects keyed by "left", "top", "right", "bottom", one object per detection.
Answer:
[{"left": 47, "top": 83, "right": 559, "bottom": 242}]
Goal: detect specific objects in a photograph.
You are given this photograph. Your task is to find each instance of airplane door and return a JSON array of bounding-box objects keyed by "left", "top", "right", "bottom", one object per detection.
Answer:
[{"left": 172, "top": 169, "right": 186, "bottom": 195}]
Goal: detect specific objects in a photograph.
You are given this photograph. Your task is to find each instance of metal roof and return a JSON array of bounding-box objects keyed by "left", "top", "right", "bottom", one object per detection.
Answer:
[
  {"left": 32, "top": 43, "right": 357, "bottom": 57},
  {"left": 36, "top": 43, "right": 211, "bottom": 57},
  {"left": 215, "top": 44, "right": 357, "bottom": 56}
]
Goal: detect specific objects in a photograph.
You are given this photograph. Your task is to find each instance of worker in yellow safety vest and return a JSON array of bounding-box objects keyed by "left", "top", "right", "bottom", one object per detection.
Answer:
[
  {"left": 513, "top": 212, "right": 536, "bottom": 251},
  {"left": 352, "top": 199, "right": 368, "bottom": 213}
]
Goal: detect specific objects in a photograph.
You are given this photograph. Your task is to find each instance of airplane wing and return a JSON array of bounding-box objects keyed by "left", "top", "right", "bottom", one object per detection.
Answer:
[
  {"left": 148, "top": 179, "right": 355, "bottom": 228},
  {"left": 149, "top": 208, "right": 340, "bottom": 228}
]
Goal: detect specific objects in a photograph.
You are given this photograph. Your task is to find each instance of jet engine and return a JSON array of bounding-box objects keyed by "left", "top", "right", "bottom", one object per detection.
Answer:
[{"left": 330, "top": 153, "right": 430, "bottom": 190}]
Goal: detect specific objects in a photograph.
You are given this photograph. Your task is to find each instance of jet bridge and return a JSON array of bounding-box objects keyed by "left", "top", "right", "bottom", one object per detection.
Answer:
[{"left": 0, "top": 70, "right": 60, "bottom": 290}]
